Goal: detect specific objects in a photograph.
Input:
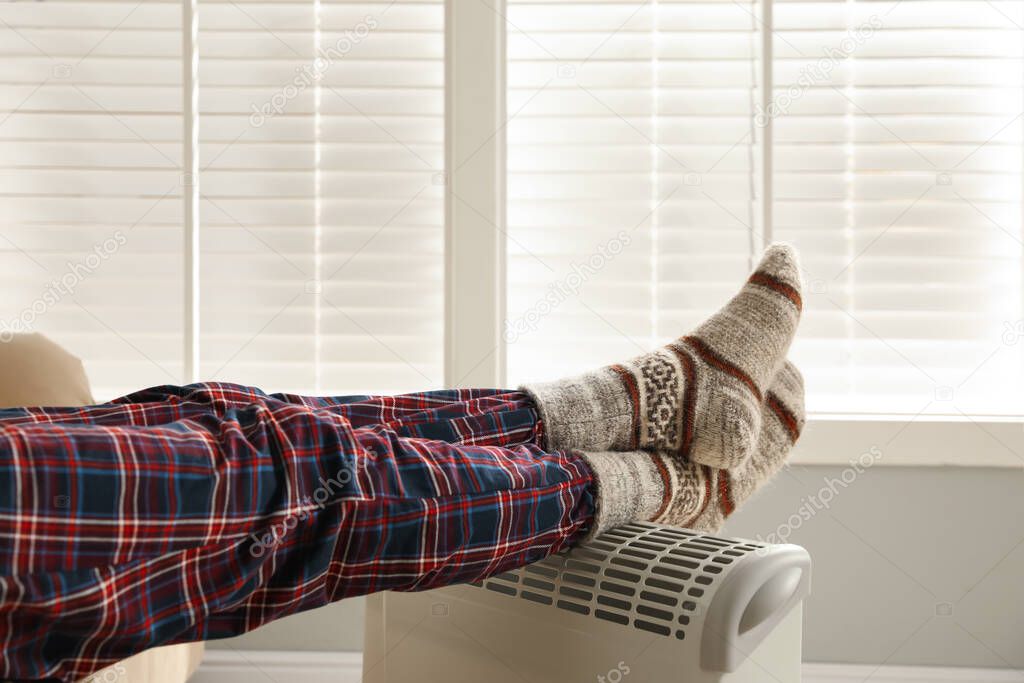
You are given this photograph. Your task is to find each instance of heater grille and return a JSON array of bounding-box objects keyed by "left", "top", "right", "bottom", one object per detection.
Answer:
[{"left": 471, "top": 522, "right": 766, "bottom": 640}]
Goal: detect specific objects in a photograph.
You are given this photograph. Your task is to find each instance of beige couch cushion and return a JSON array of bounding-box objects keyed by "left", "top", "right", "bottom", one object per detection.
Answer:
[
  {"left": 89, "top": 642, "right": 206, "bottom": 683},
  {"left": 0, "top": 333, "right": 94, "bottom": 408},
  {"left": 0, "top": 333, "right": 204, "bottom": 682}
]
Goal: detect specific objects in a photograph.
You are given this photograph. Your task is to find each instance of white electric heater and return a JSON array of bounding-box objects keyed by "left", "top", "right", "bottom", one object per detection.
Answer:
[{"left": 363, "top": 521, "right": 811, "bottom": 682}]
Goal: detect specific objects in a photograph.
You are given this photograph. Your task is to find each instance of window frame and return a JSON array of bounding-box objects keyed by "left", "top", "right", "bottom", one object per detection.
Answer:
[{"left": 444, "top": 0, "right": 507, "bottom": 389}]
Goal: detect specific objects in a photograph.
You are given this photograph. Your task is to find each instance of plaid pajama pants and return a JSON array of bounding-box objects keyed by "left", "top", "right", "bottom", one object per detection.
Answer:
[{"left": 0, "top": 383, "right": 597, "bottom": 681}]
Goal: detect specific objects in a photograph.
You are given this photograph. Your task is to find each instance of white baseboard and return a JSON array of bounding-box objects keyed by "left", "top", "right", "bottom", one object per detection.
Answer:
[
  {"left": 802, "top": 663, "right": 1024, "bottom": 682},
  {"left": 191, "top": 650, "right": 362, "bottom": 683},
  {"left": 194, "top": 651, "right": 1020, "bottom": 683}
]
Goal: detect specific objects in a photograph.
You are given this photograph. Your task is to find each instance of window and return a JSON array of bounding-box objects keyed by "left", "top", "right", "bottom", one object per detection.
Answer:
[
  {"left": 2, "top": 0, "right": 1021, "bottom": 429},
  {"left": 506, "top": 0, "right": 1024, "bottom": 420},
  {"left": 772, "top": 0, "right": 1024, "bottom": 418},
  {"left": 0, "top": 0, "right": 443, "bottom": 399},
  {"left": 0, "top": 1, "right": 185, "bottom": 398},
  {"left": 505, "top": 1, "right": 762, "bottom": 390},
  {"left": 199, "top": 0, "right": 444, "bottom": 396}
]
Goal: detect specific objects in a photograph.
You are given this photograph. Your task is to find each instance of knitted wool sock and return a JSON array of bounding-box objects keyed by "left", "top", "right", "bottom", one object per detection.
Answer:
[
  {"left": 523, "top": 243, "right": 802, "bottom": 469},
  {"left": 652, "top": 360, "right": 805, "bottom": 532},
  {"left": 576, "top": 450, "right": 668, "bottom": 537},
  {"left": 578, "top": 361, "right": 804, "bottom": 536}
]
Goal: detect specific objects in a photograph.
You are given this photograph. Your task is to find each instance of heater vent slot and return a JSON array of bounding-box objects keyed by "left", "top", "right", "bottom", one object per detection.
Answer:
[{"left": 469, "top": 521, "right": 767, "bottom": 641}]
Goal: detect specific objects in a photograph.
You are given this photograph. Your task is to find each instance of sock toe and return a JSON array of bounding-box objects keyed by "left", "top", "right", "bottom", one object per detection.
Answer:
[{"left": 754, "top": 242, "right": 803, "bottom": 293}]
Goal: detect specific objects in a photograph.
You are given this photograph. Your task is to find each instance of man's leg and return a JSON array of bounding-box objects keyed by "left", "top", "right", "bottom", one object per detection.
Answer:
[
  {"left": 0, "top": 243, "right": 806, "bottom": 680},
  {"left": 0, "top": 389, "right": 549, "bottom": 576},
  {"left": 0, "top": 396, "right": 610, "bottom": 681},
  {"left": 0, "top": 363, "right": 803, "bottom": 682},
  {"left": 0, "top": 383, "right": 537, "bottom": 446},
  {"left": 522, "top": 243, "right": 802, "bottom": 469}
]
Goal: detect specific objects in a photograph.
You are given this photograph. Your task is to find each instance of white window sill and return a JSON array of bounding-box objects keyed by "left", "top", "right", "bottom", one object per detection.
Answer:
[{"left": 791, "top": 415, "right": 1024, "bottom": 469}]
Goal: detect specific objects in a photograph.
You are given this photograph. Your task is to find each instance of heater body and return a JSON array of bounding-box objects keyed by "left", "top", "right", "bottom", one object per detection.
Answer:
[{"left": 363, "top": 522, "right": 811, "bottom": 683}]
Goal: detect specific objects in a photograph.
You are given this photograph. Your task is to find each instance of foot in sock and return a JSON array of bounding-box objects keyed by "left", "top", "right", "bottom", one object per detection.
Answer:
[
  {"left": 653, "top": 360, "right": 804, "bottom": 532},
  {"left": 578, "top": 361, "right": 804, "bottom": 536},
  {"left": 524, "top": 243, "right": 802, "bottom": 470}
]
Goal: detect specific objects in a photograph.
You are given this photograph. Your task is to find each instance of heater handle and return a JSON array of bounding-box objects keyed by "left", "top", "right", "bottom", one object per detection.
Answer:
[{"left": 700, "top": 544, "right": 811, "bottom": 672}]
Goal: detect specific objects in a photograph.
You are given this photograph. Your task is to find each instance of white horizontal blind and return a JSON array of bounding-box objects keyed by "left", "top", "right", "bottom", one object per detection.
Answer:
[
  {"left": 506, "top": 0, "right": 762, "bottom": 384},
  {"left": 199, "top": 0, "right": 444, "bottom": 395},
  {"left": 774, "top": 0, "right": 1024, "bottom": 416},
  {"left": 0, "top": 1, "right": 185, "bottom": 399},
  {"left": 508, "top": 0, "right": 1024, "bottom": 418},
  {"left": 0, "top": 0, "right": 443, "bottom": 399}
]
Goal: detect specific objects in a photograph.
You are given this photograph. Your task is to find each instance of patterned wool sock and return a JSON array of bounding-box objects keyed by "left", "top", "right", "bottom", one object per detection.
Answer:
[
  {"left": 578, "top": 361, "right": 804, "bottom": 536},
  {"left": 652, "top": 360, "right": 805, "bottom": 532},
  {"left": 576, "top": 450, "right": 668, "bottom": 537},
  {"left": 523, "top": 243, "right": 802, "bottom": 470}
]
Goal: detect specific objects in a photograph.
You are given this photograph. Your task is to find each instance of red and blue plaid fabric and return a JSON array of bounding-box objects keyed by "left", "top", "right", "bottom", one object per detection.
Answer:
[{"left": 0, "top": 383, "right": 596, "bottom": 681}]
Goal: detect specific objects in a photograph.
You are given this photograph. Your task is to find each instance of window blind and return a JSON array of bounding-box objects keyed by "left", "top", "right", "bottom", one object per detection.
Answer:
[
  {"left": 0, "top": 1, "right": 185, "bottom": 399},
  {"left": 773, "top": 0, "right": 1024, "bottom": 416},
  {"left": 505, "top": 0, "right": 763, "bottom": 385},
  {"left": 200, "top": 0, "right": 445, "bottom": 395},
  {"left": 0, "top": 0, "right": 444, "bottom": 399},
  {"left": 3, "top": 0, "right": 1021, "bottom": 416},
  {"left": 507, "top": 0, "right": 1024, "bottom": 417}
]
